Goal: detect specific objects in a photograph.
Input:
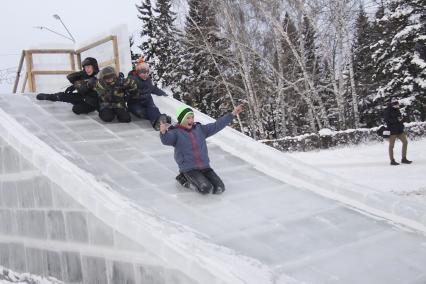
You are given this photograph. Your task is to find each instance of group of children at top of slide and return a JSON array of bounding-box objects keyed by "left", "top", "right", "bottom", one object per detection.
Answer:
[{"left": 37, "top": 57, "right": 244, "bottom": 194}]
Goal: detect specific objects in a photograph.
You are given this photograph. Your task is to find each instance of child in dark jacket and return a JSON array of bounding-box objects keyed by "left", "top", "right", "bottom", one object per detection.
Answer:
[
  {"left": 160, "top": 104, "right": 244, "bottom": 194},
  {"left": 127, "top": 62, "right": 169, "bottom": 130},
  {"left": 36, "top": 57, "right": 99, "bottom": 114}
]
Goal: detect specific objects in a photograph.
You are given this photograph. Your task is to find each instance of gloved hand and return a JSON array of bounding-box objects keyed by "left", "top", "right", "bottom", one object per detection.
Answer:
[
  {"left": 64, "top": 85, "right": 75, "bottom": 94},
  {"left": 87, "top": 77, "right": 97, "bottom": 89}
]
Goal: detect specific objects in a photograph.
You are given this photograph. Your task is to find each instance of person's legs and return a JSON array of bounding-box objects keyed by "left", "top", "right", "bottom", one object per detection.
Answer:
[
  {"left": 36, "top": 92, "right": 65, "bottom": 101},
  {"left": 201, "top": 168, "right": 225, "bottom": 194},
  {"left": 127, "top": 103, "right": 148, "bottom": 119},
  {"left": 398, "top": 133, "right": 408, "bottom": 158},
  {"left": 115, "top": 108, "right": 131, "bottom": 123},
  {"left": 143, "top": 95, "right": 162, "bottom": 126},
  {"left": 388, "top": 135, "right": 397, "bottom": 164},
  {"left": 183, "top": 170, "right": 213, "bottom": 194},
  {"left": 72, "top": 103, "right": 96, "bottom": 115},
  {"left": 399, "top": 133, "right": 412, "bottom": 163},
  {"left": 99, "top": 108, "right": 115, "bottom": 122}
]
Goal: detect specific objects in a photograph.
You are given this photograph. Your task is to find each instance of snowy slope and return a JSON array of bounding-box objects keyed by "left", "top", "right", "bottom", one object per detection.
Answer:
[
  {"left": 1, "top": 93, "right": 426, "bottom": 284},
  {"left": 289, "top": 139, "right": 426, "bottom": 203}
]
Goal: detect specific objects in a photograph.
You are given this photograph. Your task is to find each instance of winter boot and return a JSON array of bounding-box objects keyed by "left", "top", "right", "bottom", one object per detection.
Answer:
[
  {"left": 401, "top": 158, "right": 412, "bottom": 164},
  {"left": 390, "top": 159, "right": 399, "bottom": 166},
  {"left": 36, "top": 93, "right": 59, "bottom": 101},
  {"left": 176, "top": 173, "right": 190, "bottom": 188}
]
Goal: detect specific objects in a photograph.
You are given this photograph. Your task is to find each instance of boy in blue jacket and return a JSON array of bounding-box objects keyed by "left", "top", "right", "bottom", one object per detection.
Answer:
[{"left": 159, "top": 104, "right": 244, "bottom": 194}]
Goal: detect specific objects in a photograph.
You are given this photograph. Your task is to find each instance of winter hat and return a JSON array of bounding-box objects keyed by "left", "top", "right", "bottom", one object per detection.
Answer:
[
  {"left": 99, "top": 66, "right": 117, "bottom": 81},
  {"left": 135, "top": 62, "right": 150, "bottom": 74},
  {"left": 81, "top": 57, "right": 99, "bottom": 74},
  {"left": 176, "top": 106, "right": 194, "bottom": 124}
]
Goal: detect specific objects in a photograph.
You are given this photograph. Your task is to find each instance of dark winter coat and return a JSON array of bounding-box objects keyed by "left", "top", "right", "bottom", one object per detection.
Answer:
[
  {"left": 128, "top": 71, "right": 167, "bottom": 104},
  {"left": 384, "top": 104, "right": 404, "bottom": 135},
  {"left": 160, "top": 113, "right": 234, "bottom": 173},
  {"left": 95, "top": 77, "right": 138, "bottom": 110}
]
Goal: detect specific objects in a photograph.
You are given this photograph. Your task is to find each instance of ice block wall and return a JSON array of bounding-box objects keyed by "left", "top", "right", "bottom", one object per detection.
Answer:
[{"left": 0, "top": 136, "right": 197, "bottom": 283}]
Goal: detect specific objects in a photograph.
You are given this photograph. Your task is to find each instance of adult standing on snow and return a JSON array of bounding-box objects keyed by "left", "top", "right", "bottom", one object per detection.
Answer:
[
  {"left": 383, "top": 98, "right": 412, "bottom": 165},
  {"left": 127, "top": 62, "right": 170, "bottom": 130},
  {"left": 159, "top": 104, "right": 244, "bottom": 194},
  {"left": 36, "top": 57, "right": 99, "bottom": 115}
]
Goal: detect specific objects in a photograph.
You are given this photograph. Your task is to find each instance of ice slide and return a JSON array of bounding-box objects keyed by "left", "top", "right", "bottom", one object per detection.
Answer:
[{"left": 1, "top": 91, "right": 426, "bottom": 284}]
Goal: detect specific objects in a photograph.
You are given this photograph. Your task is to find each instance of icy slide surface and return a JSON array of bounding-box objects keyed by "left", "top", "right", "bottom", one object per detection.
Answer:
[{"left": 1, "top": 93, "right": 426, "bottom": 284}]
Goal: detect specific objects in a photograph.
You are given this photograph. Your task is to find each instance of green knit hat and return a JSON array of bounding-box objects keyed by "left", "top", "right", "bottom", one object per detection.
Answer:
[{"left": 176, "top": 106, "right": 194, "bottom": 124}]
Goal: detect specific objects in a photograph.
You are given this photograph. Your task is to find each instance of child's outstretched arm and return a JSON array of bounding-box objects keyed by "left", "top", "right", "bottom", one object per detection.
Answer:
[
  {"left": 202, "top": 104, "right": 244, "bottom": 137},
  {"left": 159, "top": 121, "right": 177, "bottom": 146}
]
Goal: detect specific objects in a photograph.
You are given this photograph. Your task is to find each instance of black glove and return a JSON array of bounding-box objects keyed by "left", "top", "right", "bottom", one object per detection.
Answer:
[
  {"left": 87, "top": 77, "right": 97, "bottom": 89},
  {"left": 64, "top": 85, "right": 76, "bottom": 94}
]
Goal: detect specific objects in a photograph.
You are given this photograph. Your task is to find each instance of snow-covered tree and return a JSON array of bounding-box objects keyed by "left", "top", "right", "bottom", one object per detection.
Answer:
[
  {"left": 152, "top": 0, "right": 180, "bottom": 86},
  {"left": 353, "top": 4, "right": 377, "bottom": 127},
  {"left": 176, "top": 0, "right": 232, "bottom": 118},
  {"left": 136, "top": 0, "right": 156, "bottom": 63},
  {"left": 129, "top": 35, "right": 142, "bottom": 69},
  {"left": 372, "top": 0, "right": 426, "bottom": 121}
]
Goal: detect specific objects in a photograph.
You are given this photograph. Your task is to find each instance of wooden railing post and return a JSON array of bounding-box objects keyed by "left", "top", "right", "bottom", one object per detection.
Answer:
[
  {"left": 70, "top": 52, "right": 76, "bottom": 71},
  {"left": 76, "top": 53, "right": 82, "bottom": 70},
  {"left": 112, "top": 35, "right": 120, "bottom": 71},
  {"left": 25, "top": 51, "right": 35, "bottom": 92},
  {"left": 13, "top": 50, "right": 26, "bottom": 93}
]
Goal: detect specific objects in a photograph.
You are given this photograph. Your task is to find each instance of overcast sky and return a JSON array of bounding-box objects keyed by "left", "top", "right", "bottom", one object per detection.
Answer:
[{"left": 0, "top": 0, "right": 150, "bottom": 92}]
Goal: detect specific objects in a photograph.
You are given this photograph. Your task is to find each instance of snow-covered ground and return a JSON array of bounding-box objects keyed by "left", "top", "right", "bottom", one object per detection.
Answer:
[
  {"left": 0, "top": 266, "right": 61, "bottom": 284},
  {"left": 289, "top": 138, "right": 426, "bottom": 203}
]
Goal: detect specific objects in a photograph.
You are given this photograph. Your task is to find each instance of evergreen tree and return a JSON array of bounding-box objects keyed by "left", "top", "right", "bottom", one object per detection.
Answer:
[
  {"left": 353, "top": 4, "right": 377, "bottom": 127},
  {"left": 136, "top": 0, "right": 156, "bottom": 63},
  {"left": 280, "top": 13, "right": 303, "bottom": 135},
  {"left": 129, "top": 35, "right": 142, "bottom": 69},
  {"left": 176, "top": 0, "right": 231, "bottom": 117},
  {"left": 372, "top": 0, "right": 426, "bottom": 121},
  {"left": 152, "top": 0, "right": 180, "bottom": 86},
  {"left": 360, "top": 3, "right": 389, "bottom": 126}
]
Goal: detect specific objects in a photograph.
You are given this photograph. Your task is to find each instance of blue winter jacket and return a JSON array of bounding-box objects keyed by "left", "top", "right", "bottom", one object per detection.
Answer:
[{"left": 160, "top": 113, "right": 234, "bottom": 173}]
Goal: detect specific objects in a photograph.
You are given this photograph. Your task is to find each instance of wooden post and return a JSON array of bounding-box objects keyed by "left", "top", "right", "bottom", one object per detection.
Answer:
[
  {"left": 13, "top": 50, "right": 26, "bottom": 93},
  {"left": 112, "top": 35, "right": 120, "bottom": 71},
  {"left": 70, "top": 52, "right": 76, "bottom": 71},
  {"left": 76, "top": 53, "right": 82, "bottom": 70},
  {"left": 24, "top": 51, "right": 35, "bottom": 92},
  {"left": 21, "top": 73, "right": 28, "bottom": 93}
]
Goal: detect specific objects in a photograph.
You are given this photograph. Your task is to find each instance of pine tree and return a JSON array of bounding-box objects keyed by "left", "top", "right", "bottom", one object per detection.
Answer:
[
  {"left": 372, "top": 0, "right": 426, "bottom": 121},
  {"left": 353, "top": 4, "right": 377, "bottom": 127},
  {"left": 152, "top": 0, "right": 180, "bottom": 86},
  {"left": 280, "top": 13, "right": 304, "bottom": 135},
  {"left": 136, "top": 0, "right": 156, "bottom": 63},
  {"left": 129, "top": 35, "right": 142, "bottom": 69},
  {"left": 176, "top": 0, "right": 231, "bottom": 117}
]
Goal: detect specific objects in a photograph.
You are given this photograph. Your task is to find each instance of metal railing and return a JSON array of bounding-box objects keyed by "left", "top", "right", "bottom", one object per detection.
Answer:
[{"left": 13, "top": 35, "right": 120, "bottom": 93}]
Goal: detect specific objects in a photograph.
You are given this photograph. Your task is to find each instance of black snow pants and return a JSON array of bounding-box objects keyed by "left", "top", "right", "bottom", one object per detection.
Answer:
[
  {"left": 183, "top": 168, "right": 225, "bottom": 194},
  {"left": 99, "top": 108, "right": 131, "bottom": 123},
  {"left": 37, "top": 91, "right": 97, "bottom": 115}
]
